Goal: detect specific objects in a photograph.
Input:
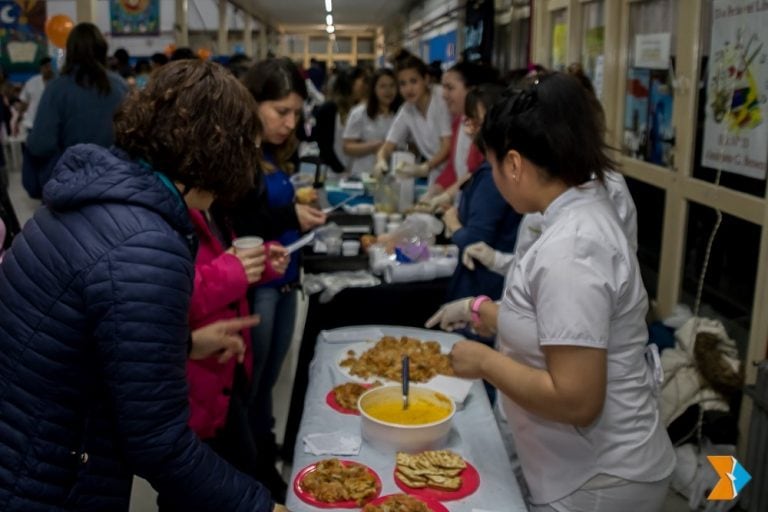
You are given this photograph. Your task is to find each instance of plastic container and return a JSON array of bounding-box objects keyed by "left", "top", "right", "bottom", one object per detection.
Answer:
[
  {"left": 342, "top": 240, "right": 361, "bottom": 257},
  {"left": 358, "top": 385, "right": 455, "bottom": 454}
]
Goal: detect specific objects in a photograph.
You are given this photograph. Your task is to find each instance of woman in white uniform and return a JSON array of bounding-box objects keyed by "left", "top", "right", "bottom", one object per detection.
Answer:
[
  {"left": 342, "top": 69, "right": 402, "bottom": 177},
  {"left": 374, "top": 56, "right": 452, "bottom": 183},
  {"left": 428, "top": 73, "right": 675, "bottom": 512}
]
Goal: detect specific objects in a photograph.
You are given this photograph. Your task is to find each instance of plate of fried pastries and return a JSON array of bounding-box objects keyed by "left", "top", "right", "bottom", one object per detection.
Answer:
[
  {"left": 293, "top": 458, "right": 381, "bottom": 508},
  {"left": 326, "top": 382, "right": 381, "bottom": 415},
  {"left": 393, "top": 450, "right": 480, "bottom": 501},
  {"left": 361, "top": 493, "right": 449, "bottom": 512},
  {"left": 336, "top": 336, "right": 454, "bottom": 385}
]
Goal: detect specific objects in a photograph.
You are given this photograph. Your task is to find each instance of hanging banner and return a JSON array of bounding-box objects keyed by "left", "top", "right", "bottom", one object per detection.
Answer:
[
  {"left": 463, "top": 0, "right": 494, "bottom": 63},
  {"left": 0, "top": 0, "right": 47, "bottom": 76},
  {"left": 702, "top": 0, "right": 768, "bottom": 180},
  {"left": 109, "top": 0, "right": 160, "bottom": 36}
]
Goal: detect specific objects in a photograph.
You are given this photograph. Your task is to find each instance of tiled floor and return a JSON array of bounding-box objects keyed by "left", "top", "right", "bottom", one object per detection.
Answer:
[{"left": 5, "top": 165, "right": 692, "bottom": 511}]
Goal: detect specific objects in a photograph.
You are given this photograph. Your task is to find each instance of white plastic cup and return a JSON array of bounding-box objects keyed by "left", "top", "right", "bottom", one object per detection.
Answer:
[
  {"left": 388, "top": 213, "right": 404, "bottom": 223},
  {"left": 373, "top": 212, "right": 388, "bottom": 236},
  {"left": 232, "top": 236, "right": 264, "bottom": 252},
  {"left": 386, "top": 221, "right": 401, "bottom": 234},
  {"left": 342, "top": 240, "right": 361, "bottom": 257}
]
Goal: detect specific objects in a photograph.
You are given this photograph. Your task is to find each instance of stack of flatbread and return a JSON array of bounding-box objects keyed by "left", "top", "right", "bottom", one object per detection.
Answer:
[{"left": 395, "top": 450, "right": 466, "bottom": 491}]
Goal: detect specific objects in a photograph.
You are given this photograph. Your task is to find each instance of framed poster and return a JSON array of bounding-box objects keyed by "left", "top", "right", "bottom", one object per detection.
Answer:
[
  {"left": 701, "top": 0, "right": 768, "bottom": 180},
  {"left": 110, "top": 0, "right": 160, "bottom": 36}
]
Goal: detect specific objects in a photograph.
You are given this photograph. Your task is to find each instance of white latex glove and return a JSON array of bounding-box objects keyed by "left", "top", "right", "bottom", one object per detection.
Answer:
[
  {"left": 372, "top": 158, "right": 389, "bottom": 179},
  {"left": 416, "top": 191, "right": 452, "bottom": 212},
  {"left": 395, "top": 161, "right": 430, "bottom": 178},
  {"left": 425, "top": 297, "right": 473, "bottom": 331},
  {"left": 462, "top": 242, "right": 497, "bottom": 271}
]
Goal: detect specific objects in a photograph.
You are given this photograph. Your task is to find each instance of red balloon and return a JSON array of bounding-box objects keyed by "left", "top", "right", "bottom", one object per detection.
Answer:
[{"left": 45, "top": 14, "right": 75, "bottom": 49}]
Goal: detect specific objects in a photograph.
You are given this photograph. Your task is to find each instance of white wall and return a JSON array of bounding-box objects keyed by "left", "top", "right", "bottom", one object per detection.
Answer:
[{"left": 46, "top": 0, "right": 262, "bottom": 57}]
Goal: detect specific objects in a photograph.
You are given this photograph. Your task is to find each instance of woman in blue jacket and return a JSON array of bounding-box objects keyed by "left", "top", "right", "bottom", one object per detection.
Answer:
[
  {"left": 25, "top": 23, "right": 128, "bottom": 197},
  {"left": 441, "top": 83, "right": 522, "bottom": 304},
  {"left": 0, "top": 61, "right": 284, "bottom": 512}
]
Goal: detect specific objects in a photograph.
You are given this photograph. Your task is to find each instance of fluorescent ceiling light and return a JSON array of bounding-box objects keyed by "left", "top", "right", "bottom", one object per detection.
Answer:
[
  {"left": 326, "top": 25, "right": 335, "bottom": 33},
  {"left": 325, "top": 0, "right": 332, "bottom": 12},
  {"left": 326, "top": 14, "right": 333, "bottom": 25}
]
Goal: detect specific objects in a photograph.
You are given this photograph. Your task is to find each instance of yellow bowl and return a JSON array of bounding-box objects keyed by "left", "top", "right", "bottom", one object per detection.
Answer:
[{"left": 358, "top": 385, "right": 455, "bottom": 454}]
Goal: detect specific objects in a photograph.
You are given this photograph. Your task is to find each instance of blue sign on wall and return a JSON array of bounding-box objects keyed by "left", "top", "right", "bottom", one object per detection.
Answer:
[{"left": 424, "top": 30, "right": 457, "bottom": 66}]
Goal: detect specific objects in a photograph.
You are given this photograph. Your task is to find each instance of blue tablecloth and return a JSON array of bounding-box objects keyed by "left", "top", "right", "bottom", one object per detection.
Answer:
[{"left": 285, "top": 325, "right": 527, "bottom": 512}]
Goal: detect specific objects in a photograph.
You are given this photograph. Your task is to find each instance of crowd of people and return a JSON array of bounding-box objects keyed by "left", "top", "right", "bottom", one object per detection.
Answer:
[{"left": 0, "top": 20, "right": 675, "bottom": 512}]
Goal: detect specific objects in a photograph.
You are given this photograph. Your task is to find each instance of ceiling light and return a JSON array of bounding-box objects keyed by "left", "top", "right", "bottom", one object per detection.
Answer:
[
  {"left": 326, "top": 14, "right": 333, "bottom": 25},
  {"left": 325, "top": 0, "right": 332, "bottom": 12},
  {"left": 326, "top": 25, "right": 335, "bottom": 34}
]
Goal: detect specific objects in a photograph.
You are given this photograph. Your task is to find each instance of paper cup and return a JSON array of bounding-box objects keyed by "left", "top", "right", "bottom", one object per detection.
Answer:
[
  {"left": 373, "top": 212, "right": 388, "bottom": 236},
  {"left": 232, "top": 236, "right": 264, "bottom": 251}
]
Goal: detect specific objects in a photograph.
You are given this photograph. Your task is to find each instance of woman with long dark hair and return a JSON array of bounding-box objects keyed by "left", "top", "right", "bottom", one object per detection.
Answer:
[
  {"left": 342, "top": 68, "right": 402, "bottom": 177},
  {"left": 315, "top": 66, "right": 369, "bottom": 174},
  {"left": 25, "top": 23, "right": 127, "bottom": 194},
  {"left": 226, "top": 57, "right": 326, "bottom": 500},
  {"left": 374, "top": 55, "right": 452, "bottom": 183}
]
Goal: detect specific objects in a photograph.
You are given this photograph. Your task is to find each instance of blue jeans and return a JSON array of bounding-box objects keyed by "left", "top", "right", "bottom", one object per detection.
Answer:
[{"left": 248, "top": 286, "right": 298, "bottom": 437}]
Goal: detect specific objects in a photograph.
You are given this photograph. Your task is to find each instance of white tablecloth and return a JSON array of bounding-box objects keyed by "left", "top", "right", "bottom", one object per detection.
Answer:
[{"left": 285, "top": 325, "right": 527, "bottom": 512}]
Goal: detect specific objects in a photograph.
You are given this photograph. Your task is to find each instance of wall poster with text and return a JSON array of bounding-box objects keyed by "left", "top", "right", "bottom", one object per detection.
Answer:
[{"left": 702, "top": 0, "right": 768, "bottom": 180}]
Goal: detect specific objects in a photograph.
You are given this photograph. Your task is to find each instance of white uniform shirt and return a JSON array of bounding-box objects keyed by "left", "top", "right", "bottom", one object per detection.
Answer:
[
  {"left": 385, "top": 85, "right": 452, "bottom": 181},
  {"left": 492, "top": 170, "right": 638, "bottom": 274},
  {"left": 497, "top": 181, "right": 675, "bottom": 504},
  {"left": 342, "top": 103, "right": 394, "bottom": 177},
  {"left": 333, "top": 112, "right": 350, "bottom": 171},
  {"left": 20, "top": 75, "right": 46, "bottom": 131}
]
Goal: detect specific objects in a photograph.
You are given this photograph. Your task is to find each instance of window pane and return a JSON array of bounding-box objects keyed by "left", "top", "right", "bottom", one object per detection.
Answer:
[
  {"left": 580, "top": 1, "right": 605, "bottom": 98},
  {"left": 357, "top": 38, "right": 374, "bottom": 54},
  {"left": 622, "top": 0, "right": 677, "bottom": 170},
  {"left": 626, "top": 176, "right": 665, "bottom": 297},
  {"left": 550, "top": 8, "right": 568, "bottom": 71},
  {"left": 309, "top": 37, "right": 328, "bottom": 54},
  {"left": 682, "top": 203, "right": 758, "bottom": 355},
  {"left": 283, "top": 35, "right": 305, "bottom": 54},
  {"left": 334, "top": 37, "right": 352, "bottom": 54},
  {"left": 691, "top": 0, "right": 767, "bottom": 196}
]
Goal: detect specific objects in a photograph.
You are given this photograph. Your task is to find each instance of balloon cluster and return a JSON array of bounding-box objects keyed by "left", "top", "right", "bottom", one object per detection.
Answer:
[{"left": 45, "top": 14, "right": 74, "bottom": 49}]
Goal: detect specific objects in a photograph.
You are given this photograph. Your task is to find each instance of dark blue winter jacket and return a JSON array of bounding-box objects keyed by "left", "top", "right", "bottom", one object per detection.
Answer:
[
  {"left": 0, "top": 144, "right": 274, "bottom": 511},
  {"left": 447, "top": 162, "right": 521, "bottom": 301}
]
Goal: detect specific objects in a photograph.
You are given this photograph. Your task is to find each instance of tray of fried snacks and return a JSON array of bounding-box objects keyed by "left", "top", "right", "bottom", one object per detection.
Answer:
[
  {"left": 362, "top": 493, "right": 449, "bottom": 512},
  {"left": 394, "top": 450, "right": 480, "bottom": 501},
  {"left": 293, "top": 458, "right": 381, "bottom": 508},
  {"left": 336, "top": 336, "right": 453, "bottom": 385}
]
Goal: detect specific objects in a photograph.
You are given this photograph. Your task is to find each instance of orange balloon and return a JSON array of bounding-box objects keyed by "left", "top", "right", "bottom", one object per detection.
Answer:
[
  {"left": 197, "top": 48, "right": 212, "bottom": 60},
  {"left": 164, "top": 43, "right": 177, "bottom": 57},
  {"left": 45, "top": 14, "right": 75, "bottom": 49}
]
